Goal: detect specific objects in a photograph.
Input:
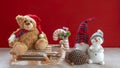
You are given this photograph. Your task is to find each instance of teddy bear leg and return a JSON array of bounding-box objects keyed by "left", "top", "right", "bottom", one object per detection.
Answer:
[
  {"left": 35, "top": 39, "right": 48, "bottom": 50},
  {"left": 99, "top": 61, "right": 105, "bottom": 65},
  {"left": 10, "top": 42, "right": 28, "bottom": 56},
  {"left": 9, "top": 54, "right": 17, "bottom": 63},
  {"left": 88, "top": 59, "right": 93, "bottom": 64}
]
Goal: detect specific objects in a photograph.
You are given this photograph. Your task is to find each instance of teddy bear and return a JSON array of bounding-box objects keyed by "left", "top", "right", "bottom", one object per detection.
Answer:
[
  {"left": 8, "top": 14, "right": 48, "bottom": 56},
  {"left": 74, "top": 17, "right": 94, "bottom": 53},
  {"left": 88, "top": 29, "right": 105, "bottom": 65}
]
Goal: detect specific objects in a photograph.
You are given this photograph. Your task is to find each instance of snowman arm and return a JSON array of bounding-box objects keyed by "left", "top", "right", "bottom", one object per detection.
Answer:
[
  {"left": 89, "top": 46, "right": 93, "bottom": 50},
  {"left": 88, "top": 46, "right": 94, "bottom": 52},
  {"left": 100, "top": 47, "right": 104, "bottom": 52},
  {"left": 99, "top": 46, "right": 104, "bottom": 52}
]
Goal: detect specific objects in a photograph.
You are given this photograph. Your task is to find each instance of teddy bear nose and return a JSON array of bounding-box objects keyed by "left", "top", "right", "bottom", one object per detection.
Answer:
[{"left": 26, "top": 23, "right": 30, "bottom": 25}]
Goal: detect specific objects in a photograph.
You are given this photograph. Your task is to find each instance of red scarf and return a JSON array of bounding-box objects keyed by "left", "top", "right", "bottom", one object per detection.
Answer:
[{"left": 15, "top": 29, "right": 30, "bottom": 38}]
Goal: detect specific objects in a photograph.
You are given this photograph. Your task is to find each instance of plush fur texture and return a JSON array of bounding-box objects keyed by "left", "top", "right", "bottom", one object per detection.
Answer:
[
  {"left": 8, "top": 15, "right": 48, "bottom": 56},
  {"left": 88, "top": 29, "right": 105, "bottom": 65}
]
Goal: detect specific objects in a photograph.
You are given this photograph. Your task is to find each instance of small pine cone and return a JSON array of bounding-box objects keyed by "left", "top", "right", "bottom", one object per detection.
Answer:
[{"left": 67, "top": 50, "right": 88, "bottom": 65}]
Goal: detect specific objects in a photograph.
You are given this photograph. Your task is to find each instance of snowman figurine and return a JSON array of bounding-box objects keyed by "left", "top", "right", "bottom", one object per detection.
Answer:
[{"left": 88, "top": 29, "right": 105, "bottom": 65}]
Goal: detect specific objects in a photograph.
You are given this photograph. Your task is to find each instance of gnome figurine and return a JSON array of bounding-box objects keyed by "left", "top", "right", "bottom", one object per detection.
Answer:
[
  {"left": 75, "top": 17, "right": 94, "bottom": 53},
  {"left": 88, "top": 29, "right": 105, "bottom": 65}
]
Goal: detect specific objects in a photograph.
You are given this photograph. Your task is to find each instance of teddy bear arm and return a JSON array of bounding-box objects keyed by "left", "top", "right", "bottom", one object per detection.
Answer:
[
  {"left": 8, "top": 35, "right": 19, "bottom": 48},
  {"left": 8, "top": 29, "right": 20, "bottom": 44},
  {"left": 9, "top": 38, "right": 18, "bottom": 47}
]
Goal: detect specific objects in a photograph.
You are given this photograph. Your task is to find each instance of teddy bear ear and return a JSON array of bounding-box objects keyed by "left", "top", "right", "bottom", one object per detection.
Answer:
[{"left": 16, "top": 15, "right": 24, "bottom": 24}]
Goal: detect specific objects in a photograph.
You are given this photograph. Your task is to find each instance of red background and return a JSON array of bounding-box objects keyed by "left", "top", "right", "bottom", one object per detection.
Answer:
[{"left": 0, "top": 0, "right": 120, "bottom": 48}]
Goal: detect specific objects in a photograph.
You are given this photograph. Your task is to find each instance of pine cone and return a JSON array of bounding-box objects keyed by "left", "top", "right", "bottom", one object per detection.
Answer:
[{"left": 66, "top": 50, "right": 88, "bottom": 65}]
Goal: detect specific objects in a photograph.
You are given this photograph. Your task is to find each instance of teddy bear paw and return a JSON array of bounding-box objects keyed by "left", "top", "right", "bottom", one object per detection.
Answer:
[{"left": 8, "top": 34, "right": 16, "bottom": 43}]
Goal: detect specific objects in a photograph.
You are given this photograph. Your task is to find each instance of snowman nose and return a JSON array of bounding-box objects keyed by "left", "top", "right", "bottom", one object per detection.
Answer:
[{"left": 95, "top": 38, "right": 99, "bottom": 42}]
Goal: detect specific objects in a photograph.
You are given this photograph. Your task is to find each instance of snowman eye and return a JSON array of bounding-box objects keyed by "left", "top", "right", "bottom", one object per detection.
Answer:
[{"left": 98, "top": 37, "right": 101, "bottom": 40}]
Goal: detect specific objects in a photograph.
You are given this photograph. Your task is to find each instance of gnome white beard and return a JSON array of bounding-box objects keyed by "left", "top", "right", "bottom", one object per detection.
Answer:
[{"left": 75, "top": 43, "right": 89, "bottom": 53}]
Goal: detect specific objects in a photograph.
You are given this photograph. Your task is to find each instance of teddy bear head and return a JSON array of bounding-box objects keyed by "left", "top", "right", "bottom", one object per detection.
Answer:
[{"left": 16, "top": 14, "right": 41, "bottom": 31}]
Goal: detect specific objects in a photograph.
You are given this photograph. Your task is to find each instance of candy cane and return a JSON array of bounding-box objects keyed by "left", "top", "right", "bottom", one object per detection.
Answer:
[
  {"left": 53, "top": 27, "right": 70, "bottom": 49},
  {"left": 53, "top": 29, "right": 66, "bottom": 41}
]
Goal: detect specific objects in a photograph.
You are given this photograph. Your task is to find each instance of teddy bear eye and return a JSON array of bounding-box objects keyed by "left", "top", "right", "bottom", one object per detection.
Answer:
[
  {"left": 30, "top": 21, "right": 32, "bottom": 23},
  {"left": 24, "top": 20, "right": 27, "bottom": 23}
]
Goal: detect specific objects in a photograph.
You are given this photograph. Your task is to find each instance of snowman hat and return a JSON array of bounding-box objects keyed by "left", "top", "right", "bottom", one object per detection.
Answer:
[
  {"left": 24, "top": 14, "right": 42, "bottom": 34},
  {"left": 76, "top": 17, "right": 94, "bottom": 44},
  {"left": 90, "top": 29, "right": 104, "bottom": 40}
]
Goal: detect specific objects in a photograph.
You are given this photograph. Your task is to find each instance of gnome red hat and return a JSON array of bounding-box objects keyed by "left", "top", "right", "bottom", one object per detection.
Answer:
[
  {"left": 25, "top": 14, "right": 42, "bottom": 34},
  {"left": 76, "top": 17, "right": 94, "bottom": 44}
]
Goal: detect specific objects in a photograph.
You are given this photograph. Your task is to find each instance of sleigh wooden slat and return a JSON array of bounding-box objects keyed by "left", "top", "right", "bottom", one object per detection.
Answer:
[
  {"left": 17, "top": 56, "right": 45, "bottom": 61},
  {"left": 10, "top": 44, "right": 67, "bottom": 65}
]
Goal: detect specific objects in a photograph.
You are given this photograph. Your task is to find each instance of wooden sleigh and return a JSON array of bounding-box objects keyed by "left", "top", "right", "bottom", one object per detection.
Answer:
[{"left": 10, "top": 44, "right": 66, "bottom": 65}]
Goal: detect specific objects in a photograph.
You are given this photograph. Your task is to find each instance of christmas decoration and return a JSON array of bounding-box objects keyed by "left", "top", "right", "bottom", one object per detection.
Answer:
[
  {"left": 53, "top": 27, "right": 71, "bottom": 49},
  {"left": 65, "top": 50, "right": 88, "bottom": 65},
  {"left": 8, "top": 14, "right": 48, "bottom": 63},
  {"left": 75, "top": 17, "right": 94, "bottom": 53},
  {"left": 88, "top": 29, "right": 105, "bottom": 65}
]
